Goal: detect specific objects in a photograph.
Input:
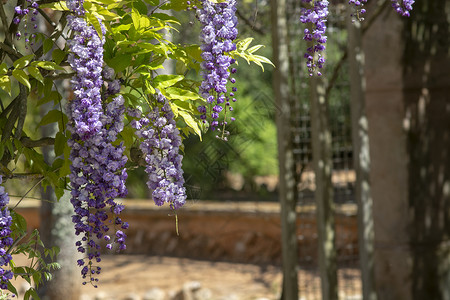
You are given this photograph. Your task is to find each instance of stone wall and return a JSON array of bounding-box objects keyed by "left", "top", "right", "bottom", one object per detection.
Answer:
[{"left": 13, "top": 199, "right": 358, "bottom": 265}]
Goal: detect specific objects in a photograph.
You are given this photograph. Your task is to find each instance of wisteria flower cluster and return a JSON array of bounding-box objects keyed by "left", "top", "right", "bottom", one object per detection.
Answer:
[
  {"left": 391, "top": 0, "right": 415, "bottom": 17},
  {"left": 68, "top": 94, "right": 129, "bottom": 285},
  {"left": 131, "top": 93, "right": 187, "bottom": 210},
  {"left": 66, "top": 15, "right": 105, "bottom": 140},
  {"left": 348, "top": 0, "right": 367, "bottom": 21},
  {"left": 0, "top": 177, "right": 13, "bottom": 290},
  {"left": 13, "top": 0, "right": 39, "bottom": 42},
  {"left": 66, "top": 6, "right": 128, "bottom": 284},
  {"left": 67, "top": 0, "right": 85, "bottom": 16},
  {"left": 300, "top": 0, "right": 329, "bottom": 76},
  {"left": 196, "top": 0, "right": 238, "bottom": 133}
]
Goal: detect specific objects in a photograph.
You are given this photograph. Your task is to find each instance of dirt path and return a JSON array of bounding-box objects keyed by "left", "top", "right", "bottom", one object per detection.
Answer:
[{"left": 80, "top": 255, "right": 282, "bottom": 300}]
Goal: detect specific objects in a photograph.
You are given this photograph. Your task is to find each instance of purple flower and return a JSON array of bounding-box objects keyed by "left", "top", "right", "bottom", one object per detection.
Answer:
[
  {"left": 0, "top": 177, "right": 13, "bottom": 290},
  {"left": 300, "top": 0, "right": 329, "bottom": 76},
  {"left": 196, "top": 0, "right": 238, "bottom": 131},
  {"left": 66, "top": 10, "right": 128, "bottom": 283},
  {"left": 66, "top": 0, "right": 85, "bottom": 16},
  {"left": 132, "top": 92, "right": 187, "bottom": 210},
  {"left": 391, "top": 0, "right": 415, "bottom": 17},
  {"left": 67, "top": 16, "right": 105, "bottom": 140}
]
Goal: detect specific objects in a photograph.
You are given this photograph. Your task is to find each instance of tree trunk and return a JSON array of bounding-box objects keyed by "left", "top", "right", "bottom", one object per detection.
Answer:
[
  {"left": 37, "top": 103, "right": 81, "bottom": 300},
  {"left": 364, "top": 1, "right": 450, "bottom": 299},
  {"left": 310, "top": 75, "right": 338, "bottom": 300},
  {"left": 270, "top": 0, "right": 299, "bottom": 298},
  {"left": 347, "top": 8, "right": 377, "bottom": 300}
]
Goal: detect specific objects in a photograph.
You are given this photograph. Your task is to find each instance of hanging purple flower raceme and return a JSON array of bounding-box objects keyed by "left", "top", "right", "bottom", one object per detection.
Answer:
[
  {"left": 13, "top": 1, "right": 40, "bottom": 44},
  {"left": 348, "top": 0, "right": 367, "bottom": 21},
  {"left": 391, "top": 0, "right": 414, "bottom": 17},
  {"left": 66, "top": 15, "right": 104, "bottom": 140},
  {"left": 68, "top": 95, "right": 129, "bottom": 285},
  {"left": 66, "top": 2, "right": 128, "bottom": 284},
  {"left": 196, "top": 0, "right": 238, "bottom": 134},
  {"left": 0, "top": 177, "right": 13, "bottom": 290},
  {"left": 131, "top": 93, "right": 186, "bottom": 210},
  {"left": 300, "top": 0, "right": 329, "bottom": 76}
]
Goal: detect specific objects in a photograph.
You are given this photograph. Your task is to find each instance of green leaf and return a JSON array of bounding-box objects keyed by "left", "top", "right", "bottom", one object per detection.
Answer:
[
  {"left": 55, "top": 187, "right": 64, "bottom": 200},
  {"left": 160, "top": 0, "right": 189, "bottom": 11},
  {"left": 131, "top": 8, "right": 140, "bottom": 30},
  {"left": 120, "top": 126, "right": 134, "bottom": 150},
  {"left": 54, "top": 132, "right": 66, "bottom": 157},
  {"left": 0, "top": 63, "right": 7, "bottom": 75},
  {"left": 11, "top": 211, "right": 28, "bottom": 233},
  {"left": 237, "top": 38, "right": 253, "bottom": 51},
  {"left": 38, "top": 109, "right": 67, "bottom": 128},
  {"left": 12, "top": 69, "right": 31, "bottom": 90},
  {"left": 7, "top": 281, "right": 18, "bottom": 296},
  {"left": 0, "top": 75, "right": 11, "bottom": 94},
  {"left": 114, "top": 23, "right": 131, "bottom": 32},
  {"left": 151, "top": 13, "right": 181, "bottom": 25},
  {"left": 165, "top": 87, "right": 200, "bottom": 101},
  {"left": 144, "top": 0, "right": 160, "bottom": 6},
  {"left": 13, "top": 54, "right": 35, "bottom": 69},
  {"left": 23, "top": 148, "right": 48, "bottom": 172},
  {"left": 86, "top": 11, "right": 104, "bottom": 37},
  {"left": 0, "top": 144, "right": 4, "bottom": 160},
  {"left": 35, "top": 61, "right": 65, "bottom": 71},
  {"left": 28, "top": 66, "right": 44, "bottom": 83},
  {"left": 5, "top": 140, "right": 14, "bottom": 157},
  {"left": 153, "top": 75, "right": 184, "bottom": 89},
  {"left": 43, "top": 38, "right": 54, "bottom": 54},
  {"left": 52, "top": 49, "right": 67, "bottom": 65},
  {"left": 144, "top": 80, "right": 155, "bottom": 94},
  {"left": 252, "top": 54, "right": 275, "bottom": 67},
  {"left": 106, "top": 54, "right": 131, "bottom": 74},
  {"left": 37, "top": 90, "right": 62, "bottom": 106},
  {"left": 39, "top": 1, "right": 68, "bottom": 10},
  {"left": 60, "top": 145, "right": 71, "bottom": 177},
  {"left": 247, "top": 44, "right": 264, "bottom": 54},
  {"left": 184, "top": 45, "right": 202, "bottom": 61},
  {"left": 178, "top": 110, "right": 202, "bottom": 138}
]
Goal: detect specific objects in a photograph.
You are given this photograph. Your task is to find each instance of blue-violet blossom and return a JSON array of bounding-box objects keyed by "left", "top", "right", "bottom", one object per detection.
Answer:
[
  {"left": 66, "top": 8, "right": 128, "bottom": 284},
  {"left": 131, "top": 93, "right": 186, "bottom": 210},
  {"left": 300, "top": 0, "right": 329, "bottom": 76},
  {"left": 348, "top": 0, "right": 367, "bottom": 21},
  {"left": 196, "top": 0, "right": 238, "bottom": 132},
  {"left": 0, "top": 177, "right": 13, "bottom": 290},
  {"left": 391, "top": 0, "right": 414, "bottom": 17}
]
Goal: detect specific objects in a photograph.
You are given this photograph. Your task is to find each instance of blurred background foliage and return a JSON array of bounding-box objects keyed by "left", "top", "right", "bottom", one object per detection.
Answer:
[{"left": 126, "top": 1, "right": 354, "bottom": 201}]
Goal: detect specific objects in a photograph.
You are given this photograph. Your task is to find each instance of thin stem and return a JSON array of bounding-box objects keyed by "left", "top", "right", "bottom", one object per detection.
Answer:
[{"left": 12, "top": 176, "right": 46, "bottom": 210}]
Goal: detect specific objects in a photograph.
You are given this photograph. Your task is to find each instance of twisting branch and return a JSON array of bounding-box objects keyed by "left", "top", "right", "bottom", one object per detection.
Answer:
[
  {"left": 20, "top": 137, "right": 55, "bottom": 148},
  {"left": 0, "top": 42, "right": 22, "bottom": 60},
  {"left": 4, "top": 173, "right": 44, "bottom": 180},
  {"left": 0, "top": 96, "right": 18, "bottom": 120},
  {"left": 46, "top": 72, "right": 75, "bottom": 80}
]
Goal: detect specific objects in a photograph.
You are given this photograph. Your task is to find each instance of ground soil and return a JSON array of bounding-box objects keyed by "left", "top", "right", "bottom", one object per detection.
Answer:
[{"left": 81, "top": 254, "right": 283, "bottom": 300}]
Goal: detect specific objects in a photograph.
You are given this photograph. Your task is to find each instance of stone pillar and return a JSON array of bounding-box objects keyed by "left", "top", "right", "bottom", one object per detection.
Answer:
[{"left": 364, "top": 2, "right": 450, "bottom": 300}]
